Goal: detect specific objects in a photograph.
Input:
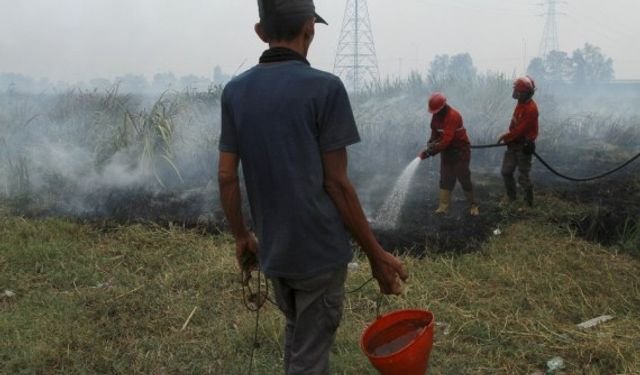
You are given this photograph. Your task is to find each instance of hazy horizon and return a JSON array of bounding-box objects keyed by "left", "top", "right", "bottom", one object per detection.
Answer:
[{"left": 1, "top": 0, "right": 639, "bottom": 82}]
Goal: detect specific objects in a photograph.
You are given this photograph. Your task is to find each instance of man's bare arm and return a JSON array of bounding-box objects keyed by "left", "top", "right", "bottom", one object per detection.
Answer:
[
  {"left": 218, "top": 152, "right": 248, "bottom": 238},
  {"left": 322, "top": 148, "right": 408, "bottom": 294}
]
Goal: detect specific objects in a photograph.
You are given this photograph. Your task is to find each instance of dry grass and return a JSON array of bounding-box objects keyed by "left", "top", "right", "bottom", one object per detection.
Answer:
[{"left": 1, "top": 195, "right": 640, "bottom": 374}]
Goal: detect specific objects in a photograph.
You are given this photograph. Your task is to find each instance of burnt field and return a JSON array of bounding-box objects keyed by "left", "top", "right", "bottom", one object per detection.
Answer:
[
  {"left": 4, "top": 157, "right": 637, "bottom": 257},
  {"left": 555, "top": 172, "right": 640, "bottom": 247},
  {"left": 1, "top": 76, "right": 639, "bottom": 256},
  {"left": 362, "top": 157, "right": 640, "bottom": 255}
]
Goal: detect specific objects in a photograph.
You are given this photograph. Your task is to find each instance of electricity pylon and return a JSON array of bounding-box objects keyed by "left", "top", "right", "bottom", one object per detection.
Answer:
[
  {"left": 539, "top": 0, "right": 561, "bottom": 57},
  {"left": 333, "top": 0, "right": 380, "bottom": 93}
]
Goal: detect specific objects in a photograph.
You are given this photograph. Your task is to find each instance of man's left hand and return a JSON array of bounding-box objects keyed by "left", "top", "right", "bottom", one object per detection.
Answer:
[{"left": 236, "top": 232, "right": 259, "bottom": 285}]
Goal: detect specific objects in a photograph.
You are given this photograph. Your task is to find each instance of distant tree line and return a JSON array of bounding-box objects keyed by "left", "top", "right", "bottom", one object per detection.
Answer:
[
  {"left": 0, "top": 65, "right": 232, "bottom": 94},
  {"left": 527, "top": 43, "right": 614, "bottom": 84},
  {"left": 427, "top": 52, "right": 477, "bottom": 86},
  {"left": 424, "top": 43, "right": 615, "bottom": 87}
]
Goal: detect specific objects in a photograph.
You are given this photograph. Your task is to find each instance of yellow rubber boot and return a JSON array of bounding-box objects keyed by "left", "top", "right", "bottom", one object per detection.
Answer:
[
  {"left": 464, "top": 191, "right": 480, "bottom": 216},
  {"left": 435, "top": 189, "right": 451, "bottom": 214}
]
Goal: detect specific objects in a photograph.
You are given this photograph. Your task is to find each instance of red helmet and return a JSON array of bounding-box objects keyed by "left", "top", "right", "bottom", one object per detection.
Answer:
[
  {"left": 513, "top": 76, "right": 536, "bottom": 93},
  {"left": 428, "top": 92, "right": 447, "bottom": 114}
]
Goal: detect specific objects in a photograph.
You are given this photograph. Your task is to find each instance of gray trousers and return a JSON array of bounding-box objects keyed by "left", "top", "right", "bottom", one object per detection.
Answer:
[
  {"left": 270, "top": 267, "right": 348, "bottom": 375},
  {"left": 501, "top": 145, "right": 533, "bottom": 200}
]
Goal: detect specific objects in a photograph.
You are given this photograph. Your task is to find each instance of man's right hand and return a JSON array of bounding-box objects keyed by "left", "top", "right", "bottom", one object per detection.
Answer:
[
  {"left": 369, "top": 249, "right": 408, "bottom": 295},
  {"left": 418, "top": 150, "right": 429, "bottom": 160}
]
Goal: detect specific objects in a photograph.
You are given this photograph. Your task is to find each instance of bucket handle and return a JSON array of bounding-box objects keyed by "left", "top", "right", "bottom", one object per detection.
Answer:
[{"left": 375, "top": 293, "right": 385, "bottom": 319}]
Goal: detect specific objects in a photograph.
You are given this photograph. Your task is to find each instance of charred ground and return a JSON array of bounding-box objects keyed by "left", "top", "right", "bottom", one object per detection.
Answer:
[
  {"left": 369, "top": 167, "right": 640, "bottom": 255},
  {"left": 6, "top": 166, "right": 637, "bottom": 258}
]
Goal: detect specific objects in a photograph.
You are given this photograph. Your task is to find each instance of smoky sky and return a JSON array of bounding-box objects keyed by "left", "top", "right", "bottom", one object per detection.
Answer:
[{"left": 1, "top": 0, "right": 638, "bottom": 82}]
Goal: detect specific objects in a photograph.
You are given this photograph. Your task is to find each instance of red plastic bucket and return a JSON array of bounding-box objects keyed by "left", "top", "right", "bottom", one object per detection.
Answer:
[{"left": 360, "top": 309, "right": 435, "bottom": 375}]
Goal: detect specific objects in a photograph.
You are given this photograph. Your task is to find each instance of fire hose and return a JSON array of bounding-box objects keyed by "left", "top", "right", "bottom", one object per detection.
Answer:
[{"left": 469, "top": 143, "right": 640, "bottom": 182}]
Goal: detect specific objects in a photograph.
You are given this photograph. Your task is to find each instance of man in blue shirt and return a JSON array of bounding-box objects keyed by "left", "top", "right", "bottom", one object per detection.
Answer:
[{"left": 218, "top": 0, "right": 408, "bottom": 373}]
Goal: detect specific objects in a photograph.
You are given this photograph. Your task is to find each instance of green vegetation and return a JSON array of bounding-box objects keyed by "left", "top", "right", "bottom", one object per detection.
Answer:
[
  {"left": 0, "top": 87, "right": 221, "bottom": 216},
  {"left": 2, "top": 194, "right": 639, "bottom": 374}
]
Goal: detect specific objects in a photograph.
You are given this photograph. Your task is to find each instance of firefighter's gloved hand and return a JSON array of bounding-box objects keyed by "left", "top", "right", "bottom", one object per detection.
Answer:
[
  {"left": 497, "top": 132, "right": 510, "bottom": 144},
  {"left": 419, "top": 147, "right": 436, "bottom": 160}
]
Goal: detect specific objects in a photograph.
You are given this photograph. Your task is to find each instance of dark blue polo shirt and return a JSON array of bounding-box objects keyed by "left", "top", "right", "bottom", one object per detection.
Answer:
[{"left": 219, "top": 61, "right": 360, "bottom": 279}]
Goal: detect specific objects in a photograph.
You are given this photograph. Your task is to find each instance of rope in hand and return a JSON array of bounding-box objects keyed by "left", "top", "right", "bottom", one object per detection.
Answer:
[
  {"left": 241, "top": 269, "right": 269, "bottom": 375},
  {"left": 469, "top": 142, "right": 640, "bottom": 182}
]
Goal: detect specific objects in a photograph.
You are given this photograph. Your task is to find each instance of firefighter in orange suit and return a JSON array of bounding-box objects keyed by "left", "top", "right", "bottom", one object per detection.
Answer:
[
  {"left": 419, "top": 92, "right": 479, "bottom": 216},
  {"left": 498, "top": 76, "right": 539, "bottom": 206}
]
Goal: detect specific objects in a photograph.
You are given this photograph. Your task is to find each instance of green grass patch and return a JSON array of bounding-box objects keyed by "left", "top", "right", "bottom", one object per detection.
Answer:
[{"left": 1, "top": 215, "right": 639, "bottom": 374}]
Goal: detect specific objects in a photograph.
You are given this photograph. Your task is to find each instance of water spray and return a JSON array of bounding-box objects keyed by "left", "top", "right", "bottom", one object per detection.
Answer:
[{"left": 374, "top": 157, "right": 422, "bottom": 230}]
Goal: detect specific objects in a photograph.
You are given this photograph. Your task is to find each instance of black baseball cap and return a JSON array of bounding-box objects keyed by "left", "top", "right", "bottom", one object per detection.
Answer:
[{"left": 258, "top": 0, "right": 328, "bottom": 25}]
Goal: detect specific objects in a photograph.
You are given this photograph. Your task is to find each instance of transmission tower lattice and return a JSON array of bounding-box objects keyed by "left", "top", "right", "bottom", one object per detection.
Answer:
[
  {"left": 333, "top": 0, "right": 380, "bottom": 92},
  {"left": 539, "top": 0, "right": 561, "bottom": 57}
]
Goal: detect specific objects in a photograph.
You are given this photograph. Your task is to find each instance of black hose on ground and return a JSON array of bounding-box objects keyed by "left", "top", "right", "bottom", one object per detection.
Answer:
[
  {"left": 532, "top": 150, "right": 640, "bottom": 182},
  {"left": 469, "top": 143, "right": 640, "bottom": 182}
]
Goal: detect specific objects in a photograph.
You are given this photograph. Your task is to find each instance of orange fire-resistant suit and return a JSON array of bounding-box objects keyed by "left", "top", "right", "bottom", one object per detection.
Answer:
[
  {"left": 427, "top": 105, "right": 473, "bottom": 192},
  {"left": 501, "top": 99, "right": 539, "bottom": 204}
]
